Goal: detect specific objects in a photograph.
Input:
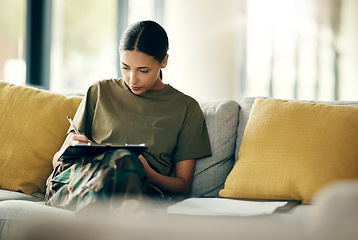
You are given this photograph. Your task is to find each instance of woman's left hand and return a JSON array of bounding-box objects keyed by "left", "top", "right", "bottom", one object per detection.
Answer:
[
  {"left": 137, "top": 154, "right": 195, "bottom": 197},
  {"left": 138, "top": 154, "right": 149, "bottom": 168}
]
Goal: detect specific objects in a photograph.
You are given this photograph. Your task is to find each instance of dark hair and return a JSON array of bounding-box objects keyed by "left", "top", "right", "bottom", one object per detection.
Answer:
[{"left": 119, "top": 20, "right": 169, "bottom": 63}]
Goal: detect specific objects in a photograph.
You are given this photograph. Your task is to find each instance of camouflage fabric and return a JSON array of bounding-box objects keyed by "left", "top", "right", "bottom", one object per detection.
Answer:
[{"left": 45, "top": 149, "right": 166, "bottom": 213}]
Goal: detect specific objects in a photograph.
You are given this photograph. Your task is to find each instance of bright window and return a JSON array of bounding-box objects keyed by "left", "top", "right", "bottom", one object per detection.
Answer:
[
  {"left": 50, "top": 0, "right": 118, "bottom": 94},
  {"left": 0, "top": 0, "right": 26, "bottom": 85},
  {"left": 245, "top": 0, "right": 338, "bottom": 100}
]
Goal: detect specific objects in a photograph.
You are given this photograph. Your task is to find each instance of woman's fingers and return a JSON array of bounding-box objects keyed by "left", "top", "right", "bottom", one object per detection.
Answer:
[{"left": 69, "top": 134, "right": 91, "bottom": 145}]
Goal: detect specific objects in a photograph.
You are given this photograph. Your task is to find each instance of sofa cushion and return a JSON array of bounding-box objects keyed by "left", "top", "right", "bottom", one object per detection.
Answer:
[
  {"left": 0, "top": 200, "right": 74, "bottom": 240},
  {"left": 189, "top": 99, "right": 239, "bottom": 197},
  {"left": 235, "top": 97, "right": 358, "bottom": 163},
  {"left": 220, "top": 98, "right": 358, "bottom": 204},
  {"left": 0, "top": 189, "right": 41, "bottom": 201},
  {"left": 0, "top": 200, "right": 74, "bottom": 220},
  {"left": 0, "top": 82, "right": 82, "bottom": 198}
]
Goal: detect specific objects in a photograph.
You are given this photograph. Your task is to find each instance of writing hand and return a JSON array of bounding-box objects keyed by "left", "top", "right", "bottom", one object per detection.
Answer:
[
  {"left": 52, "top": 132, "right": 92, "bottom": 168},
  {"left": 68, "top": 132, "right": 92, "bottom": 146}
]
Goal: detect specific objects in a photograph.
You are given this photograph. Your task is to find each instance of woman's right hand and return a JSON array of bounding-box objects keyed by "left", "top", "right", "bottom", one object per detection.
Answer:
[
  {"left": 66, "top": 132, "right": 92, "bottom": 146},
  {"left": 52, "top": 131, "right": 92, "bottom": 168}
]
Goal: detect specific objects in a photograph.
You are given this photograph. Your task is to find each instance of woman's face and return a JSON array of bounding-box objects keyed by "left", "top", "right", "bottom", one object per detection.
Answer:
[{"left": 120, "top": 50, "right": 168, "bottom": 95}]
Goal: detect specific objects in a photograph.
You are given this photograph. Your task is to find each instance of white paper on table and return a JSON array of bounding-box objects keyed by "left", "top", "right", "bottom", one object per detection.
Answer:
[{"left": 167, "top": 198, "right": 288, "bottom": 216}]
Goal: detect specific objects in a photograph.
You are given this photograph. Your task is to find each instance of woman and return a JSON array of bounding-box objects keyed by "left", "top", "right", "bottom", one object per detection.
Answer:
[{"left": 45, "top": 20, "right": 211, "bottom": 214}]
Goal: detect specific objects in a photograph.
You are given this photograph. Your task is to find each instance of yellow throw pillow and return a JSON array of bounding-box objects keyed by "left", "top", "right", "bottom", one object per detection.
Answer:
[
  {"left": 0, "top": 82, "right": 82, "bottom": 198},
  {"left": 219, "top": 98, "right": 358, "bottom": 204}
]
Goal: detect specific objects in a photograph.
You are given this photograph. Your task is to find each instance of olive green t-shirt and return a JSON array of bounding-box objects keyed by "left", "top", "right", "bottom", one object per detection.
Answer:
[{"left": 71, "top": 79, "right": 211, "bottom": 176}]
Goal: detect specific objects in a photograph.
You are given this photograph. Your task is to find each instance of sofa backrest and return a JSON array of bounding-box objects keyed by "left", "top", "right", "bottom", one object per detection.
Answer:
[{"left": 189, "top": 99, "right": 239, "bottom": 198}]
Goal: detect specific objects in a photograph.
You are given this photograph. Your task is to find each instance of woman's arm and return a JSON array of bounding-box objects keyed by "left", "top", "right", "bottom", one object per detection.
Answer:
[
  {"left": 52, "top": 132, "right": 92, "bottom": 169},
  {"left": 138, "top": 155, "right": 195, "bottom": 197}
]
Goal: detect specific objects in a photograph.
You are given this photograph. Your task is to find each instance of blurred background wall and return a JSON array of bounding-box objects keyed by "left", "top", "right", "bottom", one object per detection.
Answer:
[{"left": 0, "top": 0, "right": 357, "bottom": 101}]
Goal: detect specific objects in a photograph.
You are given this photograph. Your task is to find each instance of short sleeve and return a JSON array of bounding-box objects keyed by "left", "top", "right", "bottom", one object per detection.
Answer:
[
  {"left": 173, "top": 100, "right": 212, "bottom": 163},
  {"left": 70, "top": 83, "right": 99, "bottom": 139}
]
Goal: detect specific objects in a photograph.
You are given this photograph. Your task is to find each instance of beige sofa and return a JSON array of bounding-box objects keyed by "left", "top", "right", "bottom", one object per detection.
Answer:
[{"left": 0, "top": 81, "right": 357, "bottom": 240}]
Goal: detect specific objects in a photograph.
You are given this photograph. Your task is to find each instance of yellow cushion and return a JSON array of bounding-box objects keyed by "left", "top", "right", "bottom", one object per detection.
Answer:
[
  {"left": 219, "top": 98, "right": 358, "bottom": 204},
  {"left": 0, "top": 82, "right": 82, "bottom": 198}
]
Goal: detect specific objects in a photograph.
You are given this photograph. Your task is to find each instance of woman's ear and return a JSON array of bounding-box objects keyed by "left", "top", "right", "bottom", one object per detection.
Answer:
[{"left": 161, "top": 54, "right": 169, "bottom": 68}]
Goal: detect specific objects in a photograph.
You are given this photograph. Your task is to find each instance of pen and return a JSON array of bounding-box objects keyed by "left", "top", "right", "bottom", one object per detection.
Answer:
[{"left": 67, "top": 115, "right": 80, "bottom": 135}]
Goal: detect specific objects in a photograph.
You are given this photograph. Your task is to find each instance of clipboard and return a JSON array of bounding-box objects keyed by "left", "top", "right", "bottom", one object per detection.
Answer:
[{"left": 59, "top": 143, "right": 148, "bottom": 161}]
